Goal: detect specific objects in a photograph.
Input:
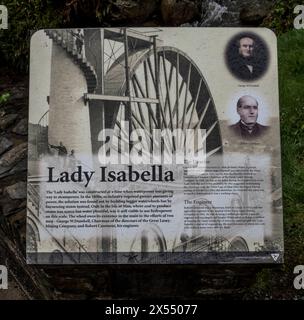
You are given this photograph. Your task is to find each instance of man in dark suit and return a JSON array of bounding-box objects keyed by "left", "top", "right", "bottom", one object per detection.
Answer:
[
  {"left": 229, "top": 95, "right": 269, "bottom": 139},
  {"left": 231, "top": 36, "right": 263, "bottom": 81}
]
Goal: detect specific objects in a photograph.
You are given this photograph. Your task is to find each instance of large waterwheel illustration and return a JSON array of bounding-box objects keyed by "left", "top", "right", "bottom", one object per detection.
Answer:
[
  {"left": 98, "top": 29, "right": 224, "bottom": 259},
  {"left": 40, "top": 28, "right": 223, "bottom": 173},
  {"left": 100, "top": 42, "right": 223, "bottom": 162},
  {"left": 30, "top": 28, "right": 225, "bottom": 262},
  {"left": 27, "top": 27, "right": 283, "bottom": 264},
  {"left": 81, "top": 28, "right": 224, "bottom": 260}
]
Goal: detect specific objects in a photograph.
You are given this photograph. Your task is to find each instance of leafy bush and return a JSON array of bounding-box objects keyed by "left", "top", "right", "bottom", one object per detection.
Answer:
[
  {"left": 0, "top": 0, "right": 64, "bottom": 73},
  {"left": 263, "top": 0, "right": 301, "bottom": 34},
  {"left": 0, "top": 0, "right": 117, "bottom": 72},
  {"left": 0, "top": 92, "right": 10, "bottom": 104}
]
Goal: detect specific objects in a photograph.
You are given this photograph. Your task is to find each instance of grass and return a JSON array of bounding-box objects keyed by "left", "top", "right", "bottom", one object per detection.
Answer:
[{"left": 248, "top": 28, "right": 304, "bottom": 299}]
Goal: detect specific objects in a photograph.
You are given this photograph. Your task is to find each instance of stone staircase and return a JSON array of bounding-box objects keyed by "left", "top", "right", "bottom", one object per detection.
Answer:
[{"left": 45, "top": 29, "right": 97, "bottom": 93}]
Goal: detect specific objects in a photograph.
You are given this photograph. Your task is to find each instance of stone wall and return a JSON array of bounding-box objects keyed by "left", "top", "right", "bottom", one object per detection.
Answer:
[{"left": 66, "top": 0, "right": 276, "bottom": 27}]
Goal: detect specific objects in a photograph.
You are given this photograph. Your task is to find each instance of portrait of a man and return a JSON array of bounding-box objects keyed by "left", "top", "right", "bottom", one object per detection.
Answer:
[
  {"left": 229, "top": 95, "right": 269, "bottom": 139},
  {"left": 225, "top": 33, "right": 269, "bottom": 81}
]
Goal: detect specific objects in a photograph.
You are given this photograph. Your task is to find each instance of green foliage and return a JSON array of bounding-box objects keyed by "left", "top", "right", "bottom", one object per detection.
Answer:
[
  {"left": 0, "top": 92, "right": 10, "bottom": 104},
  {"left": 0, "top": 0, "right": 63, "bottom": 73},
  {"left": 279, "top": 32, "right": 304, "bottom": 295},
  {"left": 263, "top": 0, "right": 301, "bottom": 34},
  {"left": 249, "top": 269, "right": 274, "bottom": 298},
  {"left": 0, "top": 0, "right": 116, "bottom": 72},
  {"left": 279, "top": 30, "right": 304, "bottom": 206},
  {"left": 249, "top": 29, "right": 304, "bottom": 299}
]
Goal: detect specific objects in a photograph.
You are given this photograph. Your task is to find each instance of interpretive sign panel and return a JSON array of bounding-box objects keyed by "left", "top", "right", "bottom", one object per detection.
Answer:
[{"left": 27, "top": 28, "right": 283, "bottom": 264}]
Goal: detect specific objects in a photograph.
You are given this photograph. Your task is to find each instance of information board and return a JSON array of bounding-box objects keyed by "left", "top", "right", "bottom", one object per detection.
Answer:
[{"left": 27, "top": 28, "right": 283, "bottom": 264}]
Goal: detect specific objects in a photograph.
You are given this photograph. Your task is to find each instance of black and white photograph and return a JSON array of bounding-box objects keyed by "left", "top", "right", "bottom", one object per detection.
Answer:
[
  {"left": 228, "top": 94, "right": 270, "bottom": 139},
  {"left": 225, "top": 31, "right": 270, "bottom": 81},
  {"left": 27, "top": 28, "right": 283, "bottom": 265}
]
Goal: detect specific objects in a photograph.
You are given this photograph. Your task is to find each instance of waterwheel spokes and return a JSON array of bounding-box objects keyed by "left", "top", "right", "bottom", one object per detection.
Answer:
[{"left": 104, "top": 46, "right": 222, "bottom": 164}]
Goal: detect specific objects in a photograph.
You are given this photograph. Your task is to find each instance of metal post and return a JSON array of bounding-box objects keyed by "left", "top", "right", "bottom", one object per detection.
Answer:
[
  {"left": 100, "top": 29, "right": 105, "bottom": 95},
  {"left": 153, "top": 36, "right": 161, "bottom": 129},
  {"left": 123, "top": 28, "right": 132, "bottom": 133},
  {"left": 100, "top": 29, "right": 105, "bottom": 135}
]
